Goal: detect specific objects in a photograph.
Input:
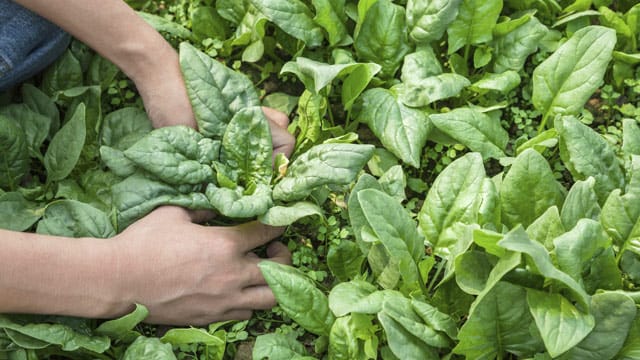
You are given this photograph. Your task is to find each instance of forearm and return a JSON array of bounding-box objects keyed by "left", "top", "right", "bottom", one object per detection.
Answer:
[
  {"left": 0, "top": 229, "right": 125, "bottom": 318},
  {"left": 13, "top": 0, "right": 196, "bottom": 128}
]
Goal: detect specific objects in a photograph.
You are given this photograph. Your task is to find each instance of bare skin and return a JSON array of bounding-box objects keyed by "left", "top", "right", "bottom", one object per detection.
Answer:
[{"left": 1, "top": 0, "right": 295, "bottom": 325}]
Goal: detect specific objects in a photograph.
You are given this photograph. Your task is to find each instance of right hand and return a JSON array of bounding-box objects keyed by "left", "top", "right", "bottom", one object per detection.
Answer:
[{"left": 107, "top": 206, "right": 291, "bottom": 326}]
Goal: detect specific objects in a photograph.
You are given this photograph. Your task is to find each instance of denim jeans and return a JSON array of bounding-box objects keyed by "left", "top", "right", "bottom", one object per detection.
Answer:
[{"left": 0, "top": 0, "right": 71, "bottom": 92}]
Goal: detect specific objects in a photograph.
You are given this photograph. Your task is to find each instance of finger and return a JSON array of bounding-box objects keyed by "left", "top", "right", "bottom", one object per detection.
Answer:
[
  {"left": 232, "top": 221, "right": 286, "bottom": 252},
  {"left": 266, "top": 241, "right": 292, "bottom": 265},
  {"left": 186, "top": 209, "right": 216, "bottom": 224},
  {"left": 240, "top": 285, "right": 277, "bottom": 310},
  {"left": 270, "top": 124, "right": 295, "bottom": 158},
  {"left": 262, "top": 106, "right": 289, "bottom": 128},
  {"left": 242, "top": 259, "right": 269, "bottom": 287}
]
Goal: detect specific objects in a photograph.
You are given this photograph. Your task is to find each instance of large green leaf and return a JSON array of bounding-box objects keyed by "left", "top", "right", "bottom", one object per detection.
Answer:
[
  {"left": 95, "top": 304, "right": 149, "bottom": 343},
  {"left": 0, "top": 192, "right": 42, "bottom": 231},
  {"left": 406, "top": 0, "right": 462, "bottom": 43},
  {"left": 454, "top": 282, "right": 544, "bottom": 359},
  {"left": 623, "top": 118, "right": 640, "bottom": 156},
  {"left": 500, "top": 149, "right": 565, "bottom": 229},
  {"left": 526, "top": 206, "right": 565, "bottom": 250},
  {"left": 429, "top": 107, "right": 508, "bottom": 160},
  {"left": 101, "top": 107, "right": 152, "bottom": 149},
  {"left": 0, "top": 104, "right": 50, "bottom": 156},
  {"left": 358, "top": 88, "right": 431, "bottom": 168},
  {"left": 272, "top": 143, "right": 374, "bottom": 202},
  {"left": 532, "top": 26, "right": 616, "bottom": 123},
  {"left": 121, "top": 336, "right": 177, "bottom": 360},
  {"left": 556, "top": 116, "right": 625, "bottom": 203},
  {"left": 248, "top": 0, "right": 324, "bottom": 47},
  {"left": 418, "top": 152, "right": 485, "bottom": 245},
  {"left": 253, "top": 333, "right": 314, "bottom": 360},
  {"left": 281, "top": 57, "right": 380, "bottom": 95},
  {"left": 259, "top": 202, "right": 323, "bottom": 226},
  {"left": 44, "top": 104, "right": 86, "bottom": 182},
  {"left": 526, "top": 290, "right": 595, "bottom": 358},
  {"left": 312, "top": 0, "right": 350, "bottom": 46},
  {"left": 206, "top": 183, "right": 272, "bottom": 218},
  {"left": 553, "top": 219, "right": 609, "bottom": 284},
  {"left": 617, "top": 313, "right": 640, "bottom": 360},
  {"left": 259, "top": 261, "right": 335, "bottom": 336},
  {"left": 179, "top": 42, "right": 260, "bottom": 138},
  {"left": 328, "top": 315, "right": 373, "bottom": 360},
  {"left": 399, "top": 73, "right": 470, "bottom": 107},
  {"left": 560, "top": 177, "right": 601, "bottom": 230},
  {"left": 124, "top": 126, "right": 215, "bottom": 186},
  {"left": 492, "top": 15, "right": 548, "bottom": 73},
  {"left": 36, "top": 200, "right": 115, "bottom": 238},
  {"left": 447, "top": 0, "right": 503, "bottom": 54},
  {"left": 354, "top": 0, "right": 411, "bottom": 77}
]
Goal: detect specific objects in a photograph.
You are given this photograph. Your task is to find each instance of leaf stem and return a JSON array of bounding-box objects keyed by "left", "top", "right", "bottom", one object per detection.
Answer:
[{"left": 426, "top": 259, "right": 446, "bottom": 294}]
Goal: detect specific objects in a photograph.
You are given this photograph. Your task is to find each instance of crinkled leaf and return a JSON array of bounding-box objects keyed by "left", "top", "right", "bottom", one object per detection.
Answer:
[
  {"left": 354, "top": 0, "right": 411, "bottom": 77},
  {"left": 272, "top": 143, "right": 374, "bottom": 202},
  {"left": 401, "top": 46, "right": 443, "bottom": 83},
  {"left": 532, "top": 26, "right": 616, "bottom": 121},
  {"left": 500, "top": 149, "right": 565, "bottom": 229},
  {"left": 418, "top": 152, "right": 485, "bottom": 245},
  {"left": 617, "top": 312, "right": 640, "bottom": 360},
  {"left": 623, "top": 118, "right": 640, "bottom": 156},
  {"left": 101, "top": 107, "right": 152, "bottom": 149},
  {"left": 327, "top": 240, "right": 366, "bottom": 282},
  {"left": 312, "top": 0, "right": 350, "bottom": 46},
  {"left": 0, "top": 116, "right": 29, "bottom": 189},
  {"left": 259, "top": 202, "right": 323, "bottom": 226},
  {"left": 179, "top": 42, "right": 260, "bottom": 138},
  {"left": 358, "top": 88, "right": 431, "bottom": 168},
  {"left": 399, "top": 73, "right": 470, "bottom": 107},
  {"left": 328, "top": 315, "right": 371, "bottom": 360},
  {"left": 429, "top": 107, "right": 508, "bottom": 160},
  {"left": 259, "top": 261, "right": 335, "bottom": 336},
  {"left": 248, "top": 0, "right": 324, "bottom": 47},
  {"left": 125, "top": 126, "right": 214, "bottom": 185},
  {"left": 447, "top": 0, "right": 503, "bottom": 54},
  {"left": 36, "top": 200, "right": 115, "bottom": 238},
  {"left": 526, "top": 290, "right": 595, "bottom": 358},
  {"left": 41, "top": 50, "right": 83, "bottom": 96},
  {"left": 122, "top": 336, "right": 176, "bottom": 360},
  {"left": 0, "top": 104, "right": 50, "bottom": 156},
  {"left": 406, "top": 0, "right": 462, "bottom": 43},
  {"left": 556, "top": 116, "right": 625, "bottom": 203},
  {"left": 493, "top": 15, "right": 548, "bottom": 73},
  {"left": 206, "top": 183, "right": 271, "bottom": 218},
  {"left": 0, "top": 192, "right": 42, "bottom": 231}
]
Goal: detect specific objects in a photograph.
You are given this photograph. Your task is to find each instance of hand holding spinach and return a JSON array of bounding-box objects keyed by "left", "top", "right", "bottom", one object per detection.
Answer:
[{"left": 108, "top": 206, "right": 292, "bottom": 325}]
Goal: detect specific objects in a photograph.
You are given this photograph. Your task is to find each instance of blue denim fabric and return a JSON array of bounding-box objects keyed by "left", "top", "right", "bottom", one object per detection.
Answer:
[{"left": 0, "top": 0, "right": 71, "bottom": 92}]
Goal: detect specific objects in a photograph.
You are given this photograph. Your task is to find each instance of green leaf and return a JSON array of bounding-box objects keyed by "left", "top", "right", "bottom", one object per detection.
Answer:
[
  {"left": 328, "top": 315, "right": 372, "bottom": 360},
  {"left": 329, "top": 281, "right": 400, "bottom": 317},
  {"left": 429, "top": 107, "right": 508, "bottom": 160},
  {"left": 220, "top": 106, "right": 272, "bottom": 186},
  {"left": 259, "top": 261, "right": 335, "bottom": 336},
  {"left": 191, "top": 6, "right": 229, "bottom": 41},
  {"left": 348, "top": 174, "right": 383, "bottom": 254},
  {"left": 179, "top": 42, "right": 260, "bottom": 138},
  {"left": 447, "top": 0, "right": 503, "bottom": 54},
  {"left": 0, "top": 116, "right": 29, "bottom": 189},
  {"left": 95, "top": 304, "right": 149, "bottom": 343},
  {"left": 0, "top": 315, "right": 110, "bottom": 353},
  {"left": 122, "top": 336, "right": 177, "bottom": 360},
  {"left": 41, "top": 50, "right": 83, "bottom": 96},
  {"left": 101, "top": 107, "right": 152, "bottom": 149},
  {"left": 259, "top": 202, "right": 323, "bottom": 226},
  {"left": 553, "top": 219, "right": 609, "bottom": 283},
  {"left": 623, "top": 118, "right": 640, "bottom": 156},
  {"left": 312, "top": 0, "right": 350, "bottom": 46},
  {"left": 556, "top": 116, "right": 625, "bottom": 203},
  {"left": 470, "top": 71, "right": 521, "bottom": 94},
  {"left": 526, "top": 206, "right": 565, "bottom": 250},
  {"left": 498, "top": 227, "right": 590, "bottom": 308},
  {"left": 253, "top": 333, "right": 314, "bottom": 360},
  {"left": 44, "top": 103, "right": 86, "bottom": 182},
  {"left": 526, "top": 290, "right": 595, "bottom": 358},
  {"left": 455, "top": 250, "right": 494, "bottom": 295},
  {"left": 137, "top": 12, "right": 194, "bottom": 40},
  {"left": 0, "top": 192, "right": 42, "bottom": 231},
  {"left": 281, "top": 57, "right": 380, "bottom": 95},
  {"left": 401, "top": 46, "right": 443, "bottom": 83},
  {"left": 454, "top": 282, "right": 544, "bottom": 359},
  {"left": 125, "top": 126, "right": 214, "bottom": 186},
  {"left": 327, "top": 240, "right": 366, "bottom": 282},
  {"left": 493, "top": 15, "right": 548, "bottom": 73},
  {"left": 532, "top": 26, "right": 616, "bottom": 123},
  {"left": 21, "top": 83, "right": 60, "bottom": 138},
  {"left": 399, "top": 73, "right": 471, "bottom": 107},
  {"left": 160, "top": 327, "right": 225, "bottom": 347},
  {"left": 418, "top": 152, "right": 485, "bottom": 245},
  {"left": 406, "top": 0, "right": 462, "bottom": 43},
  {"left": 248, "top": 0, "right": 324, "bottom": 47},
  {"left": 272, "top": 143, "right": 374, "bottom": 202},
  {"left": 206, "top": 183, "right": 272, "bottom": 218},
  {"left": 0, "top": 104, "right": 50, "bottom": 156},
  {"left": 560, "top": 177, "right": 601, "bottom": 230},
  {"left": 560, "top": 292, "right": 636, "bottom": 360},
  {"left": 354, "top": 0, "right": 411, "bottom": 77},
  {"left": 617, "top": 312, "right": 640, "bottom": 360},
  {"left": 36, "top": 200, "right": 115, "bottom": 238},
  {"left": 358, "top": 88, "right": 431, "bottom": 168},
  {"left": 500, "top": 149, "right": 565, "bottom": 229}
]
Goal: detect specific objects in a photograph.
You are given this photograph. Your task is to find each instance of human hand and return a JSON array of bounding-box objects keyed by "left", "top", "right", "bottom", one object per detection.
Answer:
[{"left": 107, "top": 206, "right": 291, "bottom": 325}]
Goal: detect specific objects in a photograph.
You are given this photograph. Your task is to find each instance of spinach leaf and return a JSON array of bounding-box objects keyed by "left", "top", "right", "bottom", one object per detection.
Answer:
[
  {"left": 526, "top": 206, "right": 565, "bottom": 250},
  {"left": 101, "top": 107, "right": 152, "bottom": 149},
  {"left": 358, "top": 88, "right": 431, "bottom": 168},
  {"left": 429, "top": 107, "right": 508, "bottom": 160},
  {"left": 44, "top": 104, "right": 86, "bottom": 183},
  {"left": 259, "top": 202, "right": 323, "bottom": 226},
  {"left": 623, "top": 118, "right": 640, "bottom": 156},
  {"left": 312, "top": 0, "right": 350, "bottom": 47},
  {"left": 327, "top": 240, "right": 366, "bottom": 282},
  {"left": 532, "top": 26, "right": 616, "bottom": 125},
  {"left": 179, "top": 42, "right": 260, "bottom": 138},
  {"left": 248, "top": 0, "right": 324, "bottom": 47},
  {"left": 399, "top": 73, "right": 470, "bottom": 107},
  {"left": 41, "top": 50, "right": 83, "bottom": 96},
  {"left": 272, "top": 143, "right": 374, "bottom": 202},
  {"left": 329, "top": 314, "right": 373, "bottom": 360},
  {"left": 500, "top": 148, "right": 565, "bottom": 229},
  {"left": 95, "top": 304, "right": 149, "bottom": 343},
  {"left": 36, "top": 200, "right": 115, "bottom": 238},
  {"left": 0, "top": 116, "right": 29, "bottom": 190},
  {"left": 418, "top": 152, "right": 485, "bottom": 246},
  {"left": 0, "top": 104, "right": 50, "bottom": 156},
  {"left": 259, "top": 261, "right": 335, "bottom": 336},
  {"left": 406, "top": 0, "right": 462, "bottom": 44},
  {"left": 556, "top": 116, "right": 625, "bottom": 203},
  {"left": 553, "top": 219, "right": 609, "bottom": 284},
  {"left": 0, "top": 192, "right": 42, "bottom": 231},
  {"left": 206, "top": 184, "right": 272, "bottom": 218},
  {"left": 354, "top": 0, "right": 411, "bottom": 78},
  {"left": 122, "top": 336, "right": 176, "bottom": 360},
  {"left": 447, "top": 0, "right": 503, "bottom": 54},
  {"left": 253, "top": 333, "right": 314, "bottom": 360},
  {"left": 21, "top": 83, "right": 60, "bottom": 138},
  {"left": 560, "top": 177, "right": 601, "bottom": 230},
  {"left": 125, "top": 126, "right": 215, "bottom": 186},
  {"left": 492, "top": 15, "right": 548, "bottom": 73}
]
